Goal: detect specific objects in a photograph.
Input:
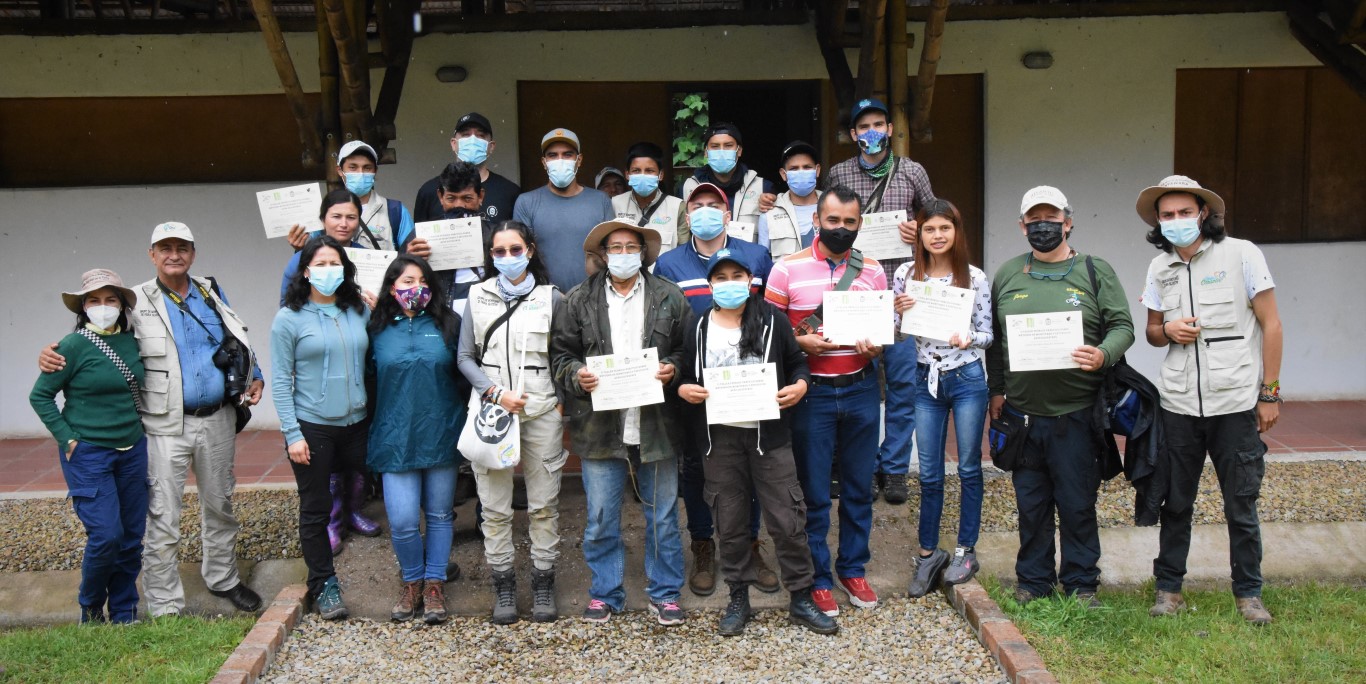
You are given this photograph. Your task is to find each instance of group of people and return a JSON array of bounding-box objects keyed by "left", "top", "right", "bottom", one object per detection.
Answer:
[{"left": 30, "top": 97, "right": 1283, "bottom": 634}]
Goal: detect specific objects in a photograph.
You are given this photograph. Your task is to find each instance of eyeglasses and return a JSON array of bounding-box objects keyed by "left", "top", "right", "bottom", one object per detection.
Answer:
[
  {"left": 1024, "top": 251, "right": 1077, "bottom": 281},
  {"left": 606, "top": 243, "right": 643, "bottom": 255},
  {"left": 491, "top": 246, "right": 526, "bottom": 258}
]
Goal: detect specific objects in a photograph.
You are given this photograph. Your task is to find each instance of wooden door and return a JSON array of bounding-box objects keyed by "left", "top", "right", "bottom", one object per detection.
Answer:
[{"left": 516, "top": 82, "right": 672, "bottom": 191}]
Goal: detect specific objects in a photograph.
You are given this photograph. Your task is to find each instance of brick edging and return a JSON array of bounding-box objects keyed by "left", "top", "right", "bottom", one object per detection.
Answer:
[
  {"left": 944, "top": 580, "right": 1059, "bottom": 684},
  {"left": 210, "top": 584, "right": 309, "bottom": 684}
]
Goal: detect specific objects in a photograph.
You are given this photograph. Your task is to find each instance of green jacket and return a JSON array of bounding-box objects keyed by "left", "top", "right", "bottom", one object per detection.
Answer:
[{"left": 551, "top": 271, "right": 689, "bottom": 464}]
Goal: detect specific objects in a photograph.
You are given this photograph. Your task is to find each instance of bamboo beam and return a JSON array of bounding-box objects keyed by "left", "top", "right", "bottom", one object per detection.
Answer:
[
  {"left": 1288, "top": 7, "right": 1366, "bottom": 100},
  {"left": 910, "top": 0, "right": 948, "bottom": 143},
  {"left": 814, "top": 0, "right": 855, "bottom": 113},
  {"left": 250, "top": 0, "right": 323, "bottom": 168},
  {"left": 317, "top": 0, "right": 342, "bottom": 184},
  {"left": 373, "top": 0, "right": 414, "bottom": 142},
  {"left": 320, "top": 0, "right": 376, "bottom": 145},
  {"left": 855, "top": 0, "right": 887, "bottom": 102},
  {"left": 887, "top": 0, "right": 909, "bottom": 156}
]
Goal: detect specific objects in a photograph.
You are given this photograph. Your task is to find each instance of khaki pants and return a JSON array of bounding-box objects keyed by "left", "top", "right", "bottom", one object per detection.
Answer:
[
  {"left": 142, "top": 408, "right": 243, "bottom": 616},
  {"left": 472, "top": 410, "right": 565, "bottom": 571}
]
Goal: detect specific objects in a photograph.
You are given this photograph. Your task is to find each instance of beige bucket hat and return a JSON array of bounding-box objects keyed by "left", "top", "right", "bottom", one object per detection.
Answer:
[{"left": 1136, "top": 175, "right": 1225, "bottom": 228}]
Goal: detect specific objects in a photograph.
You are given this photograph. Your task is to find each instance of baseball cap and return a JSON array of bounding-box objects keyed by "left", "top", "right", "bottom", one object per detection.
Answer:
[
  {"left": 541, "top": 128, "right": 581, "bottom": 153},
  {"left": 706, "top": 248, "right": 751, "bottom": 278},
  {"left": 685, "top": 182, "right": 728, "bottom": 206},
  {"left": 454, "top": 112, "right": 493, "bottom": 136},
  {"left": 703, "top": 122, "right": 743, "bottom": 146},
  {"left": 780, "top": 140, "right": 819, "bottom": 164},
  {"left": 1019, "top": 186, "right": 1070, "bottom": 215},
  {"left": 338, "top": 140, "right": 378, "bottom": 165},
  {"left": 150, "top": 221, "right": 195, "bottom": 245},
  {"left": 850, "top": 98, "right": 890, "bottom": 125},
  {"left": 594, "top": 167, "right": 625, "bottom": 188}
]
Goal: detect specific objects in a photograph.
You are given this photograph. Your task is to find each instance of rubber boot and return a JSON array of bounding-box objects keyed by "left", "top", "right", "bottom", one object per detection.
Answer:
[
  {"left": 327, "top": 473, "right": 345, "bottom": 555},
  {"left": 347, "top": 471, "right": 382, "bottom": 537}
]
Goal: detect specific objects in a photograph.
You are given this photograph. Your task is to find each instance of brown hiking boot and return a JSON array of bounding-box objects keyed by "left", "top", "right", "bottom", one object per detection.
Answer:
[
  {"left": 1236, "top": 597, "right": 1272, "bottom": 625},
  {"left": 1013, "top": 587, "right": 1042, "bottom": 605},
  {"left": 751, "top": 540, "right": 780, "bottom": 593},
  {"left": 423, "top": 581, "right": 448, "bottom": 624},
  {"left": 1150, "top": 590, "right": 1186, "bottom": 617},
  {"left": 689, "top": 539, "right": 716, "bottom": 596},
  {"left": 391, "top": 580, "right": 423, "bottom": 622}
]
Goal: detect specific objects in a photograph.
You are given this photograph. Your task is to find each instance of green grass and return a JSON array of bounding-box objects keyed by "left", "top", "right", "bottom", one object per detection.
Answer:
[
  {"left": 0, "top": 614, "right": 254, "bottom": 683},
  {"left": 981, "top": 577, "right": 1366, "bottom": 683}
]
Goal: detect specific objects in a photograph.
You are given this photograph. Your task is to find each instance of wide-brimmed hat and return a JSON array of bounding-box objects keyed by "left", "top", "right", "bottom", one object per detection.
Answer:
[
  {"left": 583, "top": 220, "right": 663, "bottom": 269},
  {"left": 62, "top": 268, "right": 137, "bottom": 314},
  {"left": 1135, "top": 175, "right": 1225, "bottom": 228}
]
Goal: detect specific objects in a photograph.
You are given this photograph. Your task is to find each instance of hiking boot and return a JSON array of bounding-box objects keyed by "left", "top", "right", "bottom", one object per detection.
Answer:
[
  {"left": 907, "top": 548, "right": 950, "bottom": 598},
  {"left": 423, "top": 581, "right": 448, "bottom": 624},
  {"left": 1073, "top": 591, "right": 1102, "bottom": 609},
  {"left": 942, "top": 547, "right": 980, "bottom": 586},
  {"left": 811, "top": 588, "right": 839, "bottom": 616},
  {"left": 1013, "top": 587, "right": 1043, "bottom": 606},
  {"left": 789, "top": 588, "right": 839, "bottom": 635},
  {"left": 1236, "top": 597, "right": 1273, "bottom": 625},
  {"left": 582, "top": 599, "right": 615, "bottom": 623},
  {"left": 751, "top": 540, "right": 780, "bottom": 593},
  {"left": 717, "top": 585, "right": 751, "bottom": 637},
  {"left": 346, "top": 472, "right": 382, "bottom": 537},
  {"left": 1149, "top": 590, "right": 1186, "bottom": 617},
  {"left": 315, "top": 577, "right": 348, "bottom": 620},
  {"left": 391, "top": 580, "right": 423, "bottom": 621},
  {"left": 531, "top": 567, "right": 558, "bottom": 623},
  {"left": 871, "top": 471, "right": 886, "bottom": 502},
  {"left": 490, "top": 569, "right": 519, "bottom": 625},
  {"left": 649, "top": 600, "right": 686, "bottom": 626},
  {"left": 689, "top": 538, "right": 716, "bottom": 596},
  {"left": 327, "top": 474, "right": 345, "bottom": 555},
  {"left": 837, "top": 576, "right": 879, "bottom": 609},
  {"left": 883, "top": 473, "right": 910, "bottom": 505},
  {"left": 445, "top": 560, "right": 461, "bottom": 583}
]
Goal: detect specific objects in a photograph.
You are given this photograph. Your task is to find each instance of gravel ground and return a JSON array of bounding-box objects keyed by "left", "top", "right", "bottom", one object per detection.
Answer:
[
  {"left": 3, "top": 461, "right": 1363, "bottom": 573},
  {"left": 262, "top": 596, "right": 1005, "bottom": 684}
]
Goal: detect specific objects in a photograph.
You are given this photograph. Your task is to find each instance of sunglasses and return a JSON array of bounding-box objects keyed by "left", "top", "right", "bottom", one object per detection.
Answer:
[{"left": 491, "top": 246, "right": 527, "bottom": 258}]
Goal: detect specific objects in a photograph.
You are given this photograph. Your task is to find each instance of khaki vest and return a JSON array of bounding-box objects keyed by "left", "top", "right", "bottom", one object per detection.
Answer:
[
  {"left": 682, "top": 169, "right": 764, "bottom": 229},
  {"left": 764, "top": 191, "right": 819, "bottom": 258},
  {"left": 468, "top": 280, "right": 558, "bottom": 417},
  {"left": 360, "top": 193, "right": 397, "bottom": 251},
  {"left": 132, "top": 276, "right": 257, "bottom": 436},
  {"left": 612, "top": 191, "right": 684, "bottom": 253}
]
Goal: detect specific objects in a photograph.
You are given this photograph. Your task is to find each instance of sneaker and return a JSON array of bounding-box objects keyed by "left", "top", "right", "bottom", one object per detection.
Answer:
[
  {"left": 79, "top": 605, "right": 106, "bottom": 624},
  {"left": 751, "top": 540, "right": 780, "bottom": 594},
  {"left": 423, "top": 581, "right": 448, "bottom": 624},
  {"left": 810, "top": 588, "right": 839, "bottom": 617},
  {"left": 582, "top": 598, "right": 614, "bottom": 623},
  {"left": 689, "top": 539, "right": 716, "bottom": 596},
  {"left": 649, "top": 600, "right": 686, "bottom": 626},
  {"left": 315, "top": 577, "right": 349, "bottom": 620},
  {"left": 1236, "top": 597, "right": 1273, "bottom": 625},
  {"left": 718, "top": 585, "right": 751, "bottom": 637},
  {"left": 883, "top": 473, "right": 910, "bottom": 505},
  {"left": 942, "top": 547, "right": 980, "bottom": 586},
  {"left": 789, "top": 589, "right": 840, "bottom": 634},
  {"left": 1149, "top": 590, "right": 1186, "bottom": 617},
  {"left": 837, "top": 576, "right": 879, "bottom": 609},
  {"left": 907, "top": 548, "right": 950, "bottom": 597},
  {"left": 391, "top": 580, "right": 424, "bottom": 621}
]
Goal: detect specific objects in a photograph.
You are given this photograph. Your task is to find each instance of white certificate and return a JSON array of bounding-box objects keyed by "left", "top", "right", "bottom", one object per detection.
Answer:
[
  {"left": 852, "top": 210, "right": 915, "bottom": 260},
  {"left": 256, "top": 183, "right": 323, "bottom": 239},
  {"left": 822, "top": 290, "right": 895, "bottom": 346},
  {"left": 414, "top": 217, "right": 483, "bottom": 271},
  {"left": 703, "top": 363, "right": 780, "bottom": 424},
  {"left": 725, "top": 220, "right": 756, "bottom": 243},
  {"left": 900, "top": 281, "right": 975, "bottom": 342},
  {"left": 344, "top": 248, "right": 397, "bottom": 295},
  {"left": 586, "top": 347, "right": 665, "bottom": 412},
  {"left": 1005, "top": 312, "right": 1084, "bottom": 372}
]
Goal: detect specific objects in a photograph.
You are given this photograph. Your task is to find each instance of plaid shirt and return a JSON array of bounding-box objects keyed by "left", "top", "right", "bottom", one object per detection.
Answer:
[{"left": 824, "top": 155, "right": 935, "bottom": 278}]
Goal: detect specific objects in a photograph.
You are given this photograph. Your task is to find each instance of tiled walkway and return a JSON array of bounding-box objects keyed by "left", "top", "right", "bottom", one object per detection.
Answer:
[{"left": 3, "top": 401, "right": 1361, "bottom": 498}]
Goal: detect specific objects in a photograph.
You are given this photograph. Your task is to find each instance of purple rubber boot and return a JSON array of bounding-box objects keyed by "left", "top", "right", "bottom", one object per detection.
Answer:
[
  {"left": 327, "top": 473, "right": 345, "bottom": 555},
  {"left": 347, "top": 472, "right": 382, "bottom": 537}
]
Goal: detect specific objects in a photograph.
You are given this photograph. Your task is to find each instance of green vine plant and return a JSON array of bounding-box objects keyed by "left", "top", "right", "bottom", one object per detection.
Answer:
[{"left": 672, "top": 92, "right": 710, "bottom": 168}]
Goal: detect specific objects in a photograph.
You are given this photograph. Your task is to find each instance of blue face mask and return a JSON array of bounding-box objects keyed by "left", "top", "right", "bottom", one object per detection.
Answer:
[
  {"left": 628, "top": 174, "right": 660, "bottom": 197},
  {"left": 786, "top": 169, "right": 818, "bottom": 197},
  {"left": 710, "top": 280, "right": 750, "bottom": 310},
  {"left": 607, "top": 252, "right": 642, "bottom": 280},
  {"left": 343, "top": 172, "right": 375, "bottom": 197},
  {"left": 689, "top": 206, "right": 726, "bottom": 241},
  {"left": 456, "top": 136, "right": 489, "bottom": 165},
  {"left": 857, "top": 129, "right": 887, "bottom": 156},
  {"left": 546, "top": 159, "right": 577, "bottom": 189},
  {"left": 308, "top": 265, "right": 345, "bottom": 296},
  {"left": 493, "top": 253, "right": 529, "bottom": 280},
  {"left": 707, "top": 149, "right": 738, "bottom": 175},
  {"left": 1160, "top": 217, "right": 1202, "bottom": 248}
]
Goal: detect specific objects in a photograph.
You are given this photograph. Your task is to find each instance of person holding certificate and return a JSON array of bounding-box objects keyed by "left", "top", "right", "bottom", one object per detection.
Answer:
[
  {"left": 550, "top": 220, "right": 691, "bottom": 626},
  {"left": 986, "top": 186, "right": 1134, "bottom": 608},
  {"left": 457, "top": 221, "right": 567, "bottom": 625},
  {"left": 675, "top": 249, "right": 838, "bottom": 637},
  {"left": 890, "top": 199, "right": 994, "bottom": 596}
]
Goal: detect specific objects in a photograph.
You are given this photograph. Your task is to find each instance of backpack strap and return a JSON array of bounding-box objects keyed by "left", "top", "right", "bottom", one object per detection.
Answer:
[{"left": 796, "top": 248, "right": 866, "bottom": 336}]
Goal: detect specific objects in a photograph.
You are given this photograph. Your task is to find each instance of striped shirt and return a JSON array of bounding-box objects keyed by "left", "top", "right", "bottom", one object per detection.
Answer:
[
  {"left": 824, "top": 155, "right": 935, "bottom": 282},
  {"left": 765, "top": 242, "right": 888, "bottom": 377}
]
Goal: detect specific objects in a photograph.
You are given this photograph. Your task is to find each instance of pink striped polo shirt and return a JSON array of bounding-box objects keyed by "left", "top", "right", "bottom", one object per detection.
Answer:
[{"left": 765, "top": 243, "right": 888, "bottom": 377}]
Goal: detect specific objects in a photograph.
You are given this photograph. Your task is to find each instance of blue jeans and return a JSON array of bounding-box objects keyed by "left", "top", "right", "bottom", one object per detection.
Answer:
[
  {"left": 877, "top": 340, "right": 918, "bottom": 475},
  {"left": 59, "top": 438, "right": 149, "bottom": 623},
  {"left": 581, "top": 454, "right": 685, "bottom": 610},
  {"left": 791, "top": 371, "right": 881, "bottom": 589},
  {"left": 382, "top": 465, "right": 457, "bottom": 582},
  {"left": 913, "top": 361, "right": 988, "bottom": 550}
]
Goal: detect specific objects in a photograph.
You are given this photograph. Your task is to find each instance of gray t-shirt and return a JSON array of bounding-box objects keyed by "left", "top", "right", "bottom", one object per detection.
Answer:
[{"left": 512, "top": 185, "right": 614, "bottom": 292}]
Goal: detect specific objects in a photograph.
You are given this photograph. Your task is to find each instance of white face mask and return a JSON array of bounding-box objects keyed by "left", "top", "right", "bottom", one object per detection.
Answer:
[{"left": 86, "top": 304, "right": 120, "bottom": 330}]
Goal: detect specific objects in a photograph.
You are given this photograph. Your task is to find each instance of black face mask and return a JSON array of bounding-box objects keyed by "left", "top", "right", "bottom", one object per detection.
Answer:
[
  {"left": 443, "top": 207, "right": 478, "bottom": 220},
  {"left": 819, "top": 227, "right": 858, "bottom": 255},
  {"left": 1025, "top": 220, "right": 1066, "bottom": 253}
]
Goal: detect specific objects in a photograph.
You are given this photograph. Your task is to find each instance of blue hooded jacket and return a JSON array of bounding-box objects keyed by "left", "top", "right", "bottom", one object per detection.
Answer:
[{"left": 366, "top": 312, "right": 464, "bottom": 473}]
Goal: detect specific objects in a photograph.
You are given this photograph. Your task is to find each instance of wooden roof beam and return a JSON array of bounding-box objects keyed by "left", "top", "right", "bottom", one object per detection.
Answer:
[
  {"left": 911, "top": 0, "right": 948, "bottom": 143},
  {"left": 250, "top": 0, "right": 323, "bottom": 167},
  {"left": 815, "top": 0, "right": 855, "bottom": 113},
  {"left": 1289, "top": 5, "right": 1366, "bottom": 99}
]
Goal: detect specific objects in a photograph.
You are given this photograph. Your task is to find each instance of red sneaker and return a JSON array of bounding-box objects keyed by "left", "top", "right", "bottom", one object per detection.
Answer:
[
  {"left": 810, "top": 588, "right": 839, "bottom": 617},
  {"left": 838, "top": 576, "right": 879, "bottom": 609}
]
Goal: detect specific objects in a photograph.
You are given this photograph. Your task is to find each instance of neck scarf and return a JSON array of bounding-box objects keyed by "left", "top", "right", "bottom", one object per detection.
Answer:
[
  {"left": 859, "top": 151, "right": 896, "bottom": 179},
  {"left": 497, "top": 272, "right": 536, "bottom": 301}
]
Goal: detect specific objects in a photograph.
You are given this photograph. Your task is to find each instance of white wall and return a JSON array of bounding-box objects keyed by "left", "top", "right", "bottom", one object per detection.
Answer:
[{"left": 3, "top": 12, "right": 1362, "bottom": 437}]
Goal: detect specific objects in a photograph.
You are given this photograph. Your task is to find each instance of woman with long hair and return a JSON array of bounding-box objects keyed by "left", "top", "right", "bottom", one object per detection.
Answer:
[
  {"left": 892, "top": 199, "right": 994, "bottom": 597},
  {"left": 271, "top": 236, "right": 370, "bottom": 619},
  {"left": 366, "top": 254, "right": 463, "bottom": 624},
  {"left": 456, "top": 220, "right": 567, "bottom": 624}
]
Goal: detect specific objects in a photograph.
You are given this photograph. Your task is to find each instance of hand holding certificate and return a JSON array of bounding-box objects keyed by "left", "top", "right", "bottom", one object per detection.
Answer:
[
  {"left": 900, "top": 281, "right": 975, "bottom": 342},
  {"left": 703, "top": 364, "right": 780, "bottom": 424},
  {"left": 344, "top": 248, "right": 398, "bottom": 296},
  {"left": 257, "top": 183, "right": 323, "bottom": 239},
  {"left": 1005, "top": 312, "right": 1084, "bottom": 371},
  {"left": 852, "top": 210, "right": 914, "bottom": 260},
  {"left": 414, "top": 217, "right": 483, "bottom": 271},
  {"left": 585, "top": 348, "right": 666, "bottom": 411},
  {"left": 822, "top": 290, "right": 895, "bottom": 346}
]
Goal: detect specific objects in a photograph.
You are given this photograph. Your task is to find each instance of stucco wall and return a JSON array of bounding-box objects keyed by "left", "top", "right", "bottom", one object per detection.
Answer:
[{"left": 2, "top": 12, "right": 1362, "bottom": 437}]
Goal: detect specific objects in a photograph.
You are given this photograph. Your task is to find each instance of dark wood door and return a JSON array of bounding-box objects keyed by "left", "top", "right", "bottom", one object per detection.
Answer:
[{"left": 516, "top": 81, "right": 672, "bottom": 191}]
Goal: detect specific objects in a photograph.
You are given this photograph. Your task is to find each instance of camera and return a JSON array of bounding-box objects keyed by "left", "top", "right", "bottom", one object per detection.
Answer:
[{"left": 213, "top": 336, "right": 252, "bottom": 399}]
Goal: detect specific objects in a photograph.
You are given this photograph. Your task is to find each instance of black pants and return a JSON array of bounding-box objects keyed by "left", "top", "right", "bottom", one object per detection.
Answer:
[
  {"left": 290, "top": 419, "right": 369, "bottom": 596},
  {"left": 1154, "top": 408, "right": 1267, "bottom": 598},
  {"left": 1010, "top": 406, "right": 1102, "bottom": 597}
]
